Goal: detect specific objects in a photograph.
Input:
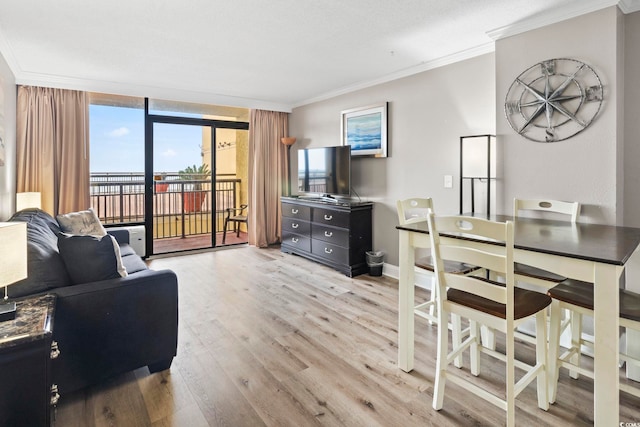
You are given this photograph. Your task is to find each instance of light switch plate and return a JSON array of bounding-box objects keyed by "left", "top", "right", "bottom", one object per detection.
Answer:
[{"left": 444, "top": 175, "right": 453, "bottom": 188}]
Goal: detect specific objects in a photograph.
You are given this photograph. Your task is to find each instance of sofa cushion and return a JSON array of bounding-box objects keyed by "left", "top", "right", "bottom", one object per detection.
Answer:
[
  {"left": 119, "top": 244, "right": 148, "bottom": 274},
  {"left": 56, "top": 208, "right": 107, "bottom": 237},
  {"left": 9, "top": 209, "right": 71, "bottom": 297},
  {"left": 57, "top": 233, "right": 127, "bottom": 284}
]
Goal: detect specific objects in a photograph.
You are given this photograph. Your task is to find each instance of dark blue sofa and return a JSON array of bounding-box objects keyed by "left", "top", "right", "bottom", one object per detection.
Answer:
[{"left": 9, "top": 209, "right": 178, "bottom": 395}]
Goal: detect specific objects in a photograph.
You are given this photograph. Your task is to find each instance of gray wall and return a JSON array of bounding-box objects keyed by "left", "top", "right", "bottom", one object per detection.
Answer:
[
  {"left": 624, "top": 11, "right": 640, "bottom": 227},
  {"left": 497, "top": 6, "right": 622, "bottom": 225},
  {"left": 290, "top": 53, "right": 496, "bottom": 265},
  {"left": 0, "top": 50, "right": 16, "bottom": 220}
]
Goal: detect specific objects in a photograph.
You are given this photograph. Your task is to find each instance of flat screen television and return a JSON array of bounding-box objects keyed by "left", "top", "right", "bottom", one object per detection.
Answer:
[{"left": 297, "top": 145, "right": 351, "bottom": 198}]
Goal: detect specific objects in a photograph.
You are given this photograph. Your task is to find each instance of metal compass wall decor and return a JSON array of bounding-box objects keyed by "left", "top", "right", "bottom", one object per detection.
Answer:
[{"left": 504, "top": 58, "right": 603, "bottom": 143}]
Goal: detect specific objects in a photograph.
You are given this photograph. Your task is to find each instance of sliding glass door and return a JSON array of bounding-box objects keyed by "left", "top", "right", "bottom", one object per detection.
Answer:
[{"left": 145, "top": 100, "right": 249, "bottom": 256}]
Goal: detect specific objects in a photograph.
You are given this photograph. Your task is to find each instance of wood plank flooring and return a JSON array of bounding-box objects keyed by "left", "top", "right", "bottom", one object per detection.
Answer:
[{"left": 54, "top": 246, "right": 640, "bottom": 426}]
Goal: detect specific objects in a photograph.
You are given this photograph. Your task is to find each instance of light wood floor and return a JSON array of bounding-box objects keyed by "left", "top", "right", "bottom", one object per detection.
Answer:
[{"left": 54, "top": 246, "right": 640, "bottom": 426}]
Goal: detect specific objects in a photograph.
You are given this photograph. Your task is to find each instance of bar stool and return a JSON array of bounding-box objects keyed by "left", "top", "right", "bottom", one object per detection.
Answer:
[
  {"left": 396, "top": 197, "right": 479, "bottom": 324},
  {"left": 547, "top": 280, "right": 640, "bottom": 402},
  {"left": 511, "top": 198, "right": 580, "bottom": 345},
  {"left": 427, "top": 212, "right": 550, "bottom": 427},
  {"left": 513, "top": 198, "right": 580, "bottom": 289}
]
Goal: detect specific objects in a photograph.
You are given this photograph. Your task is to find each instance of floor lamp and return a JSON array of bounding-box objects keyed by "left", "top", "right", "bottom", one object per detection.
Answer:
[{"left": 281, "top": 137, "right": 296, "bottom": 196}]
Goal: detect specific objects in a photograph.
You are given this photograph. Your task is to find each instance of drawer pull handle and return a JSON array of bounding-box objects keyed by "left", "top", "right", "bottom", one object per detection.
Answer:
[
  {"left": 292, "top": 208, "right": 299, "bottom": 214},
  {"left": 324, "top": 248, "right": 333, "bottom": 254},
  {"left": 324, "top": 231, "right": 333, "bottom": 237},
  {"left": 292, "top": 237, "right": 299, "bottom": 243},
  {"left": 291, "top": 223, "right": 299, "bottom": 229},
  {"left": 50, "top": 341, "right": 61, "bottom": 359},
  {"left": 324, "top": 215, "right": 333, "bottom": 221},
  {"left": 50, "top": 384, "right": 60, "bottom": 406}
]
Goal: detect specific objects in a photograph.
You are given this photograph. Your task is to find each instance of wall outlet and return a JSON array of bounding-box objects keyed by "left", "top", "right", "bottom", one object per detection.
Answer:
[{"left": 444, "top": 175, "right": 453, "bottom": 188}]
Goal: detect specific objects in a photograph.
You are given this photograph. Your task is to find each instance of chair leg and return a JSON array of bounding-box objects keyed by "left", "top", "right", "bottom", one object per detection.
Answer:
[
  {"left": 481, "top": 326, "right": 496, "bottom": 350},
  {"left": 548, "top": 300, "right": 562, "bottom": 404},
  {"left": 470, "top": 320, "right": 480, "bottom": 376},
  {"left": 569, "top": 311, "right": 583, "bottom": 379},
  {"left": 428, "top": 280, "right": 438, "bottom": 325},
  {"left": 433, "top": 307, "right": 449, "bottom": 411},
  {"left": 505, "top": 326, "right": 516, "bottom": 427},
  {"left": 222, "top": 219, "right": 229, "bottom": 243},
  {"left": 535, "top": 310, "right": 549, "bottom": 410},
  {"left": 452, "top": 314, "right": 462, "bottom": 368}
]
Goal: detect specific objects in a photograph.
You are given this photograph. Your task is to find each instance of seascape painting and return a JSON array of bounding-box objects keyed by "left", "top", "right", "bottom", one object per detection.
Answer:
[{"left": 341, "top": 102, "right": 388, "bottom": 157}]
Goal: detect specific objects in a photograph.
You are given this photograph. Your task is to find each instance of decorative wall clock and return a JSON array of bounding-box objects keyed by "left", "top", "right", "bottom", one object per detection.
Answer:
[{"left": 504, "top": 58, "right": 603, "bottom": 142}]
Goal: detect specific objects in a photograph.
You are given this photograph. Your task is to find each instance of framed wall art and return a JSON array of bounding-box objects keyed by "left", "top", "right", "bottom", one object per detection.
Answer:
[{"left": 341, "top": 102, "right": 388, "bottom": 157}]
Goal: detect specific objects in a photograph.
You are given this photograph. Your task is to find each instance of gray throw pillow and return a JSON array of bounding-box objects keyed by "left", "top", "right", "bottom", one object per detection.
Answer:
[
  {"left": 57, "top": 233, "right": 127, "bottom": 284},
  {"left": 56, "top": 208, "right": 107, "bottom": 237}
]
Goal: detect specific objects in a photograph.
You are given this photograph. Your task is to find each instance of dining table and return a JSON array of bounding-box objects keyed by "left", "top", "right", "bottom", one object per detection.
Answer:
[{"left": 396, "top": 213, "right": 640, "bottom": 425}]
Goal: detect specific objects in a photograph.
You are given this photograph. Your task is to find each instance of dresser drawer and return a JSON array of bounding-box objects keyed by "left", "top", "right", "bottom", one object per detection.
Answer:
[
  {"left": 282, "top": 217, "right": 311, "bottom": 237},
  {"left": 312, "top": 240, "right": 349, "bottom": 264},
  {"left": 282, "top": 202, "right": 311, "bottom": 220},
  {"left": 282, "top": 233, "right": 311, "bottom": 252},
  {"left": 312, "top": 208, "right": 350, "bottom": 229},
  {"left": 311, "top": 224, "right": 349, "bottom": 247}
]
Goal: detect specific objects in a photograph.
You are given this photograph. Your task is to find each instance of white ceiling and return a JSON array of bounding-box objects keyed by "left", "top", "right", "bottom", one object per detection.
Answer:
[{"left": 0, "top": 0, "right": 638, "bottom": 112}]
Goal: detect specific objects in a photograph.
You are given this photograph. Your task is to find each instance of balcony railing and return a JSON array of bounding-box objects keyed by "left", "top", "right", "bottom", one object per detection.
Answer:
[{"left": 90, "top": 172, "right": 241, "bottom": 240}]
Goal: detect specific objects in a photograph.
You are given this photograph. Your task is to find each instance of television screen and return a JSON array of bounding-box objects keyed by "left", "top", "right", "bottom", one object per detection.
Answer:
[{"left": 297, "top": 146, "right": 351, "bottom": 197}]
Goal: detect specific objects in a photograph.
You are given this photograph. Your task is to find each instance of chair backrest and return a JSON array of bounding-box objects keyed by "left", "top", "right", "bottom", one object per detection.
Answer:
[
  {"left": 397, "top": 197, "right": 433, "bottom": 225},
  {"left": 426, "top": 211, "right": 515, "bottom": 319},
  {"left": 513, "top": 198, "right": 580, "bottom": 223}
]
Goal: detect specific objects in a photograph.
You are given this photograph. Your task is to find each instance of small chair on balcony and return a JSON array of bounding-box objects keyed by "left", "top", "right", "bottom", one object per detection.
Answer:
[{"left": 222, "top": 204, "right": 248, "bottom": 244}]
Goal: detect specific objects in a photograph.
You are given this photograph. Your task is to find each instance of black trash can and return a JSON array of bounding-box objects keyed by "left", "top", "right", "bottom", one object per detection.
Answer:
[{"left": 366, "top": 251, "right": 385, "bottom": 276}]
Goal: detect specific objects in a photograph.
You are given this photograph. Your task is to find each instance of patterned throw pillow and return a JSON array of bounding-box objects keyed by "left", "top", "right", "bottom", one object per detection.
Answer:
[{"left": 56, "top": 208, "right": 107, "bottom": 237}]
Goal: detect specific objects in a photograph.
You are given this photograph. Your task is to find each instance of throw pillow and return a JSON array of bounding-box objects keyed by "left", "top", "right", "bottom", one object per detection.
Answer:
[
  {"left": 56, "top": 208, "right": 107, "bottom": 237},
  {"left": 57, "top": 233, "right": 127, "bottom": 284}
]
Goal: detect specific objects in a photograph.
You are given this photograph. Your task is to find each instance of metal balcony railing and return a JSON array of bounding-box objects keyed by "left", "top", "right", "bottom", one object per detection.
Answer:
[{"left": 90, "top": 172, "right": 241, "bottom": 239}]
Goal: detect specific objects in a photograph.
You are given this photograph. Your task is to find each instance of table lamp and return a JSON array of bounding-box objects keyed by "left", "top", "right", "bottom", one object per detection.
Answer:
[
  {"left": 0, "top": 222, "right": 28, "bottom": 322},
  {"left": 281, "top": 137, "right": 296, "bottom": 196},
  {"left": 16, "top": 192, "right": 42, "bottom": 211}
]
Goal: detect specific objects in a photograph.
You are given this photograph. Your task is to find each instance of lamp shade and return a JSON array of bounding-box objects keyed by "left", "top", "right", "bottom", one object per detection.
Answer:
[
  {"left": 281, "top": 137, "right": 296, "bottom": 146},
  {"left": 16, "top": 192, "right": 42, "bottom": 211},
  {"left": 0, "top": 222, "right": 28, "bottom": 289}
]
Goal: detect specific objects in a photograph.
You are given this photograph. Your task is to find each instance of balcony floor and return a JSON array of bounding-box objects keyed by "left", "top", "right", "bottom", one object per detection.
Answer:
[{"left": 153, "top": 231, "right": 248, "bottom": 254}]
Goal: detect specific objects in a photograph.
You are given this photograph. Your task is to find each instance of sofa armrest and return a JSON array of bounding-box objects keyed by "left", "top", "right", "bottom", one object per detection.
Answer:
[{"left": 50, "top": 269, "right": 178, "bottom": 393}]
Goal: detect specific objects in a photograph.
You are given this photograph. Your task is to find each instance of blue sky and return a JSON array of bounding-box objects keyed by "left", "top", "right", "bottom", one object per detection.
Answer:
[{"left": 89, "top": 105, "right": 204, "bottom": 173}]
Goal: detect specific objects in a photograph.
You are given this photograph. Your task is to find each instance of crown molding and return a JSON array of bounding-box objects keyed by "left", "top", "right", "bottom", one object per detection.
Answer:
[
  {"left": 618, "top": 0, "right": 640, "bottom": 13},
  {"left": 487, "top": 0, "right": 620, "bottom": 41},
  {"left": 292, "top": 42, "right": 495, "bottom": 108}
]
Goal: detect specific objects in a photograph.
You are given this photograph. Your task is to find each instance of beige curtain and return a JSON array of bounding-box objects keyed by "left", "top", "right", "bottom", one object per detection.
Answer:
[
  {"left": 16, "top": 86, "right": 89, "bottom": 216},
  {"left": 248, "top": 109, "right": 288, "bottom": 247}
]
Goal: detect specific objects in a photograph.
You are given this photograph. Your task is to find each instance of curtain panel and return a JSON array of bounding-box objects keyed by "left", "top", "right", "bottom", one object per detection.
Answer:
[
  {"left": 248, "top": 109, "right": 288, "bottom": 247},
  {"left": 16, "top": 86, "right": 89, "bottom": 216}
]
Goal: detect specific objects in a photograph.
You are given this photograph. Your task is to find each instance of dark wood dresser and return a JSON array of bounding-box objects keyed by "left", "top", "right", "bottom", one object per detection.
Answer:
[{"left": 281, "top": 197, "right": 373, "bottom": 277}]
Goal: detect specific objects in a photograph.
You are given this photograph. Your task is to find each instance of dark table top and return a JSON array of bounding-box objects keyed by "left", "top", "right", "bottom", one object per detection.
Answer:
[{"left": 396, "top": 214, "right": 640, "bottom": 266}]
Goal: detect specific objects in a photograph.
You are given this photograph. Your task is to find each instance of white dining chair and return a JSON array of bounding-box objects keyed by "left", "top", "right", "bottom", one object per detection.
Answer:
[
  {"left": 427, "top": 212, "right": 550, "bottom": 427},
  {"left": 547, "top": 280, "right": 640, "bottom": 402},
  {"left": 397, "top": 197, "right": 481, "bottom": 368},
  {"left": 510, "top": 198, "right": 580, "bottom": 345},
  {"left": 513, "top": 198, "right": 580, "bottom": 289},
  {"left": 396, "top": 198, "right": 479, "bottom": 324}
]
